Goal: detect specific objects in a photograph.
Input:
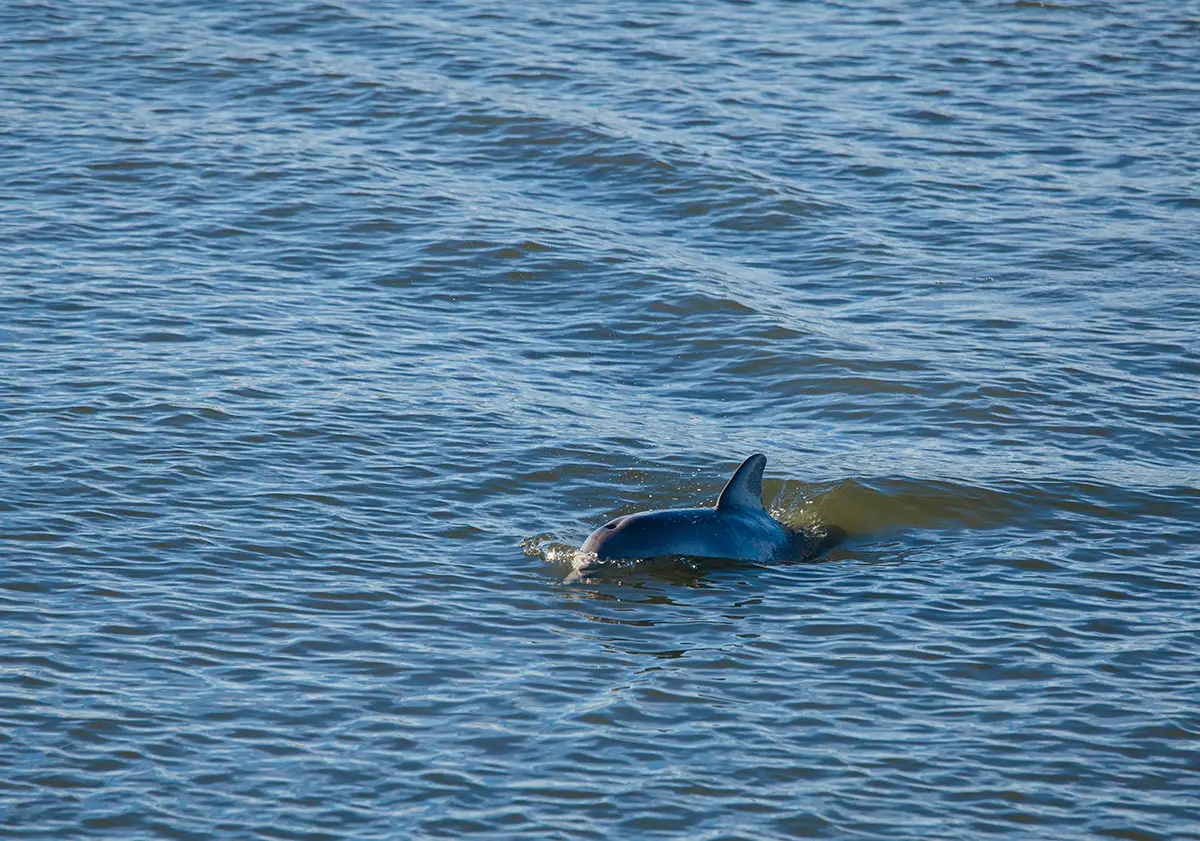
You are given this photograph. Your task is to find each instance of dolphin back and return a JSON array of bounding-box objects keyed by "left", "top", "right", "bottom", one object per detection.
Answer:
[{"left": 716, "top": 454, "right": 767, "bottom": 512}]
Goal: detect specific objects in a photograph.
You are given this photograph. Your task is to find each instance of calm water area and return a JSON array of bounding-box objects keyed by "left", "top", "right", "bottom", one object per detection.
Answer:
[{"left": 2, "top": 1, "right": 1199, "bottom": 838}]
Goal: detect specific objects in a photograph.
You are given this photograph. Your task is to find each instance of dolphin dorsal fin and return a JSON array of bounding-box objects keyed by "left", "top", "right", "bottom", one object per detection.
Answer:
[{"left": 716, "top": 454, "right": 767, "bottom": 512}]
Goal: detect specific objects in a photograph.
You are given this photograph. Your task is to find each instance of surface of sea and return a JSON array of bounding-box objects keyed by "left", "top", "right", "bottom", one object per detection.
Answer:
[{"left": 3, "top": 1, "right": 1199, "bottom": 838}]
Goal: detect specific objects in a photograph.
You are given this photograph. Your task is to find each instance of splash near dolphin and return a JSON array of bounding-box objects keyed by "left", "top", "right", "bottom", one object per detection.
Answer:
[{"left": 577, "top": 454, "right": 834, "bottom": 576}]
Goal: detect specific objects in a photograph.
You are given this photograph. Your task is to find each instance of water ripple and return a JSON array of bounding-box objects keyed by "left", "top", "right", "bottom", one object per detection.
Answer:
[{"left": 3, "top": 0, "right": 1199, "bottom": 838}]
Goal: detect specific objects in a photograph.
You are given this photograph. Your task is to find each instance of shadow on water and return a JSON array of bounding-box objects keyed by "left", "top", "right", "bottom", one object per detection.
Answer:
[{"left": 776, "top": 475, "right": 1028, "bottom": 536}]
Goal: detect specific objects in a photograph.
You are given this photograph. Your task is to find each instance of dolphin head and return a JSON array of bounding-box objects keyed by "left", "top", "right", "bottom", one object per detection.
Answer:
[
  {"left": 580, "top": 510, "right": 691, "bottom": 561},
  {"left": 580, "top": 513, "right": 647, "bottom": 561}
]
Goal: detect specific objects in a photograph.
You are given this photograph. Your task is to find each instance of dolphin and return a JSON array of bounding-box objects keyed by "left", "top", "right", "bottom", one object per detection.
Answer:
[{"left": 578, "top": 454, "right": 803, "bottom": 567}]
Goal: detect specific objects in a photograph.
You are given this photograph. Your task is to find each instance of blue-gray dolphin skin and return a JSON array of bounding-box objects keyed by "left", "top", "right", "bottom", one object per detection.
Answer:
[{"left": 579, "top": 454, "right": 799, "bottom": 565}]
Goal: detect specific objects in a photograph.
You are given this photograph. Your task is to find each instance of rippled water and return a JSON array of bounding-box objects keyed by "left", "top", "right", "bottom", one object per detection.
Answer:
[{"left": 3, "top": 1, "right": 1199, "bottom": 838}]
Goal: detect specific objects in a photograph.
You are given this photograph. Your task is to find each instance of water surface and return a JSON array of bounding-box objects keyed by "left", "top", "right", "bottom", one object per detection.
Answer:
[{"left": 2, "top": 1, "right": 1199, "bottom": 838}]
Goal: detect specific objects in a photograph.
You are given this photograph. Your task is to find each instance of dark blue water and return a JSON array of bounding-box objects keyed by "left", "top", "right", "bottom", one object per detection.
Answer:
[{"left": 3, "top": 2, "right": 1199, "bottom": 838}]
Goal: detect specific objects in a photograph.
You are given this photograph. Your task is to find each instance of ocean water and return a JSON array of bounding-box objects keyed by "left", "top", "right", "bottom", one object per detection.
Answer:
[{"left": 2, "top": 1, "right": 1199, "bottom": 838}]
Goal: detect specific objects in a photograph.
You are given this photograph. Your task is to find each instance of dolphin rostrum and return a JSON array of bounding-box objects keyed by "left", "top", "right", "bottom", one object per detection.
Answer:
[{"left": 579, "top": 454, "right": 803, "bottom": 567}]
